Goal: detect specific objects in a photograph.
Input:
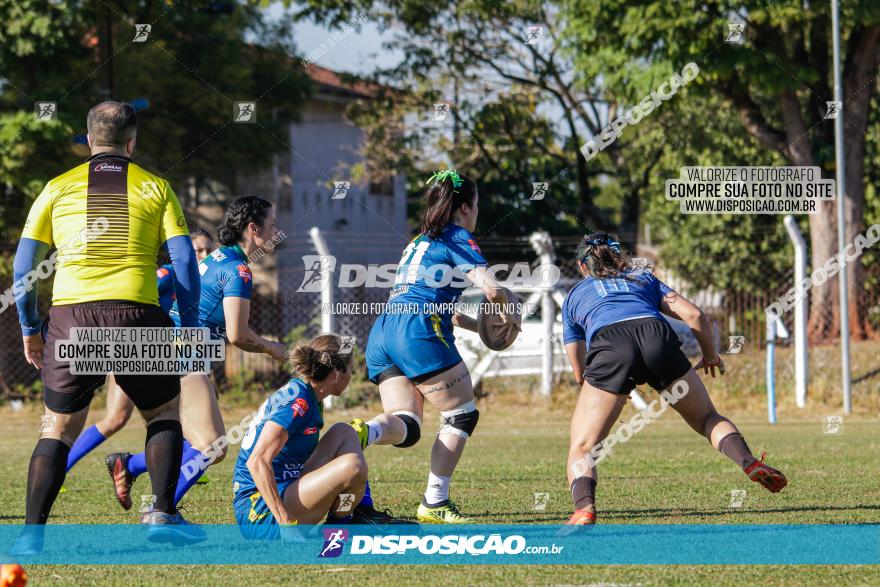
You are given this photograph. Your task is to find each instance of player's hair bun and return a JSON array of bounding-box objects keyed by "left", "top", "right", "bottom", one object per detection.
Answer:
[
  {"left": 218, "top": 196, "right": 273, "bottom": 246},
  {"left": 289, "top": 334, "right": 352, "bottom": 382}
]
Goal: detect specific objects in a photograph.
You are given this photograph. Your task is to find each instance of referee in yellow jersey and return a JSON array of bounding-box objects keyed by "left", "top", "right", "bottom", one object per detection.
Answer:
[{"left": 12, "top": 102, "right": 204, "bottom": 552}]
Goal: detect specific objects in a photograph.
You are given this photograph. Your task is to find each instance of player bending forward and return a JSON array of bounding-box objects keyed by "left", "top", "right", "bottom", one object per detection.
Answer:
[
  {"left": 233, "top": 335, "right": 406, "bottom": 539},
  {"left": 354, "top": 169, "right": 508, "bottom": 523},
  {"left": 107, "top": 197, "right": 287, "bottom": 512},
  {"left": 561, "top": 232, "right": 787, "bottom": 525}
]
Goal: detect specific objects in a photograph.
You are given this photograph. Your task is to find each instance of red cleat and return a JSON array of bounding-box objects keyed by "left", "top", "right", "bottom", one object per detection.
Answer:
[
  {"left": 745, "top": 453, "right": 787, "bottom": 493},
  {"left": 565, "top": 508, "right": 597, "bottom": 525},
  {"left": 105, "top": 452, "right": 133, "bottom": 510},
  {"left": 0, "top": 563, "right": 27, "bottom": 587}
]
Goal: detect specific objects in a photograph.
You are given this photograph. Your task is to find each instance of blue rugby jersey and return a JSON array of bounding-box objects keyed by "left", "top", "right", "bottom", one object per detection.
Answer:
[
  {"left": 156, "top": 263, "right": 175, "bottom": 313},
  {"left": 169, "top": 244, "right": 252, "bottom": 339},
  {"left": 232, "top": 379, "right": 324, "bottom": 499},
  {"left": 562, "top": 271, "right": 676, "bottom": 349},
  {"left": 387, "top": 223, "right": 487, "bottom": 316}
]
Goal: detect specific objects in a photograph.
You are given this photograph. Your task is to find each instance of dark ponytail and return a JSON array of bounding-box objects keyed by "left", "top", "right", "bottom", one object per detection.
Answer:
[
  {"left": 218, "top": 196, "right": 272, "bottom": 246},
  {"left": 418, "top": 172, "right": 477, "bottom": 239},
  {"left": 575, "top": 232, "right": 632, "bottom": 279}
]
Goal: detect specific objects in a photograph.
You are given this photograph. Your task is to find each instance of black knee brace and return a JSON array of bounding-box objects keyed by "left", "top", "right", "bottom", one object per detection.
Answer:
[
  {"left": 393, "top": 412, "right": 421, "bottom": 448},
  {"left": 440, "top": 404, "right": 480, "bottom": 438}
]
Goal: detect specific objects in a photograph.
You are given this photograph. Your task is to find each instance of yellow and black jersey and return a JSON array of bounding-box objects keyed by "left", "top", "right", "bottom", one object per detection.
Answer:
[{"left": 22, "top": 153, "right": 189, "bottom": 306}]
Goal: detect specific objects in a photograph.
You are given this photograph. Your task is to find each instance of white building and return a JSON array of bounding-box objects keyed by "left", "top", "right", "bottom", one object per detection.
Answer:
[{"left": 190, "top": 64, "right": 410, "bottom": 368}]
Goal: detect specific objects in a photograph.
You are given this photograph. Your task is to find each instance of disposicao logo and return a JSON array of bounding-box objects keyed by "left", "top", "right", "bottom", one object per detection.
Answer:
[
  {"left": 319, "top": 528, "right": 348, "bottom": 558},
  {"left": 349, "top": 534, "right": 527, "bottom": 555}
]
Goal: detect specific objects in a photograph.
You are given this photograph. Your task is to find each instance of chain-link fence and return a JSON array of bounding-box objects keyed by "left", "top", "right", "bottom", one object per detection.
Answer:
[
  {"left": 547, "top": 235, "right": 880, "bottom": 354},
  {"left": 0, "top": 243, "right": 50, "bottom": 399}
]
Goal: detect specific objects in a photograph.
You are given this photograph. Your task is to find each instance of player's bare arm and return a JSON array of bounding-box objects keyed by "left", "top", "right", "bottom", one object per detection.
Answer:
[
  {"left": 466, "top": 265, "right": 506, "bottom": 305},
  {"left": 223, "top": 297, "right": 286, "bottom": 361},
  {"left": 245, "top": 422, "right": 293, "bottom": 525},
  {"left": 451, "top": 312, "right": 478, "bottom": 332},
  {"left": 659, "top": 291, "right": 724, "bottom": 377},
  {"left": 466, "top": 265, "right": 511, "bottom": 324},
  {"left": 564, "top": 340, "right": 586, "bottom": 386}
]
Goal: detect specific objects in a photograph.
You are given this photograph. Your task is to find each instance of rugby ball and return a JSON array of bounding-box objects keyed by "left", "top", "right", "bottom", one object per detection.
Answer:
[{"left": 477, "top": 288, "right": 523, "bottom": 351}]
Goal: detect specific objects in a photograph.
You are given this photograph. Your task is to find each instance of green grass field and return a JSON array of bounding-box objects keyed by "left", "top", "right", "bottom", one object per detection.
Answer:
[{"left": 1, "top": 349, "right": 879, "bottom": 585}]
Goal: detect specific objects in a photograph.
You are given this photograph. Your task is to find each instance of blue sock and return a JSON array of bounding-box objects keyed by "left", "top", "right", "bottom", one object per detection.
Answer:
[
  {"left": 66, "top": 425, "right": 107, "bottom": 472},
  {"left": 173, "top": 442, "right": 209, "bottom": 505},
  {"left": 127, "top": 451, "right": 148, "bottom": 478},
  {"left": 361, "top": 480, "right": 373, "bottom": 508}
]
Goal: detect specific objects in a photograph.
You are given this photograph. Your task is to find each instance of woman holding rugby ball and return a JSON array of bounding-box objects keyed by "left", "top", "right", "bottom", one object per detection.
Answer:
[
  {"left": 354, "top": 169, "right": 509, "bottom": 523},
  {"left": 562, "top": 232, "right": 787, "bottom": 525}
]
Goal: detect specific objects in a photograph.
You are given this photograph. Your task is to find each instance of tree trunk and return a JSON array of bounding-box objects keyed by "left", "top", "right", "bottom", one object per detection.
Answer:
[
  {"left": 778, "top": 90, "right": 840, "bottom": 342},
  {"left": 97, "top": 0, "right": 114, "bottom": 97},
  {"left": 839, "top": 26, "right": 880, "bottom": 340},
  {"left": 619, "top": 189, "right": 639, "bottom": 249},
  {"left": 807, "top": 201, "right": 841, "bottom": 342},
  {"left": 842, "top": 107, "right": 870, "bottom": 340}
]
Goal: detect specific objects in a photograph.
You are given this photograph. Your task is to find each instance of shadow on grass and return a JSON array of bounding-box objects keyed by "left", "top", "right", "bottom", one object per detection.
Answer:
[{"left": 853, "top": 366, "right": 880, "bottom": 385}]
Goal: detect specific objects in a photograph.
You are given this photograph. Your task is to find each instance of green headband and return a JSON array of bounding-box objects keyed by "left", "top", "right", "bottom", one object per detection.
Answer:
[{"left": 425, "top": 169, "right": 463, "bottom": 189}]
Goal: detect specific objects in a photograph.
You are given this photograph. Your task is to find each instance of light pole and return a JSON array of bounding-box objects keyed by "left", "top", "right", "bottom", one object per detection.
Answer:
[{"left": 831, "top": 0, "right": 852, "bottom": 414}]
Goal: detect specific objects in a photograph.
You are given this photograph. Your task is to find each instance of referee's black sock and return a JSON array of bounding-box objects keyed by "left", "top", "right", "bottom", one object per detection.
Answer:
[
  {"left": 718, "top": 432, "right": 758, "bottom": 471},
  {"left": 25, "top": 438, "right": 70, "bottom": 524},
  {"left": 145, "top": 419, "right": 183, "bottom": 515}
]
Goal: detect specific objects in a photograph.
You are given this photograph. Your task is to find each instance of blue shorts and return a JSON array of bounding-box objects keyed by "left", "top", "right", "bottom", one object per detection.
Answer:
[
  {"left": 232, "top": 479, "right": 295, "bottom": 541},
  {"left": 365, "top": 311, "right": 462, "bottom": 384}
]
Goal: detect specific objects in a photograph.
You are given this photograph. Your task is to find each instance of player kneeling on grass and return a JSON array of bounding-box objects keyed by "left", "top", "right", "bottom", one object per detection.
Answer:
[
  {"left": 233, "top": 335, "right": 408, "bottom": 540},
  {"left": 561, "top": 233, "right": 787, "bottom": 525}
]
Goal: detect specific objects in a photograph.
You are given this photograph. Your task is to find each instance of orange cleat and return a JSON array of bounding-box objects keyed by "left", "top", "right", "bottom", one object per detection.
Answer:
[
  {"left": 745, "top": 452, "right": 787, "bottom": 493},
  {"left": 565, "top": 508, "right": 597, "bottom": 525},
  {"left": 0, "top": 563, "right": 27, "bottom": 587}
]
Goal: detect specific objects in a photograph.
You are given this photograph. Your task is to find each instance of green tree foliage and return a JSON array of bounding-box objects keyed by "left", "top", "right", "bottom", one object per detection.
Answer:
[
  {"left": 0, "top": 0, "right": 311, "bottom": 238},
  {"left": 634, "top": 91, "right": 792, "bottom": 293},
  {"left": 562, "top": 0, "right": 880, "bottom": 338},
  {"left": 300, "top": 0, "right": 646, "bottom": 238}
]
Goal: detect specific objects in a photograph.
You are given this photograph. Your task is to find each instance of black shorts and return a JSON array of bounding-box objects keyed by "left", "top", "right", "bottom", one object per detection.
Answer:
[
  {"left": 372, "top": 363, "right": 458, "bottom": 385},
  {"left": 41, "top": 300, "right": 181, "bottom": 413},
  {"left": 584, "top": 317, "right": 692, "bottom": 394}
]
